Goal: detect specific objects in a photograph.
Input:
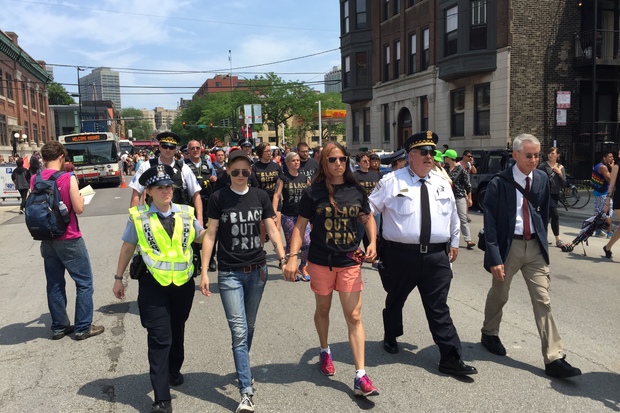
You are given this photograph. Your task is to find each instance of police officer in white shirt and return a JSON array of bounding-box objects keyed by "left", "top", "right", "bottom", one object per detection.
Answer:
[{"left": 368, "top": 131, "right": 477, "bottom": 376}]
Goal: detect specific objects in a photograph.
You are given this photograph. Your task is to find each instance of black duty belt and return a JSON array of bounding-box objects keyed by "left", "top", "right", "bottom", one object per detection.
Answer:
[
  {"left": 513, "top": 233, "right": 537, "bottom": 240},
  {"left": 383, "top": 240, "right": 448, "bottom": 254}
]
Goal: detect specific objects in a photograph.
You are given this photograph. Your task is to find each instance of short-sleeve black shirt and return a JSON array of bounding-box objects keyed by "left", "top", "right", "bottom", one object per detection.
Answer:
[
  {"left": 299, "top": 158, "right": 319, "bottom": 181},
  {"left": 252, "top": 161, "right": 282, "bottom": 199},
  {"left": 280, "top": 172, "right": 310, "bottom": 216},
  {"left": 298, "top": 181, "right": 369, "bottom": 268},
  {"left": 207, "top": 187, "right": 276, "bottom": 270},
  {"left": 354, "top": 170, "right": 381, "bottom": 197}
]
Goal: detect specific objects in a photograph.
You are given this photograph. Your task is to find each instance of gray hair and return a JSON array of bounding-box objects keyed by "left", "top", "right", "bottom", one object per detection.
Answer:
[
  {"left": 285, "top": 151, "right": 300, "bottom": 166},
  {"left": 513, "top": 133, "right": 540, "bottom": 151}
]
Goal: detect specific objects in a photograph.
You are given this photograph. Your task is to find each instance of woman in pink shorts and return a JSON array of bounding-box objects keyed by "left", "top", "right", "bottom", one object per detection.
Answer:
[{"left": 283, "top": 141, "right": 379, "bottom": 398}]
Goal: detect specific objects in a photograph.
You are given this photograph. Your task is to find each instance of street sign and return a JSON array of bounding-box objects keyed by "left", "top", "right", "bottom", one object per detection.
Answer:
[
  {"left": 197, "top": 124, "right": 207, "bottom": 129},
  {"left": 556, "top": 91, "right": 571, "bottom": 108},
  {"left": 557, "top": 109, "right": 567, "bottom": 126}
]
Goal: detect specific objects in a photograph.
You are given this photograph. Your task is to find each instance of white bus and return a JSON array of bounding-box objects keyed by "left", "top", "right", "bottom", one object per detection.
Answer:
[
  {"left": 58, "top": 132, "right": 123, "bottom": 187},
  {"left": 119, "top": 139, "right": 134, "bottom": 155}
]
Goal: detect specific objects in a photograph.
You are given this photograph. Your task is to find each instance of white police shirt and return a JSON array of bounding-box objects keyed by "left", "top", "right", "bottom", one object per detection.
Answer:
[
  {"left": 369, "top": 167, "right": 460, "bottom": 248},
  {"left": 129, "top": 156, "right": 201, "bottom": 197}
]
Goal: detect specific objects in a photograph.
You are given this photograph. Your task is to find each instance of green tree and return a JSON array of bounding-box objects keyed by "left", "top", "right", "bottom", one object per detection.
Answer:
[
  {"left": 47, "top": 82, "right": 76, "bottom": 105},
  {"left": 121, "top": 108, "right": 154, "bottom": 141},
  {"left": 293, "top": 91, "right": 346, "bottom": 142}
]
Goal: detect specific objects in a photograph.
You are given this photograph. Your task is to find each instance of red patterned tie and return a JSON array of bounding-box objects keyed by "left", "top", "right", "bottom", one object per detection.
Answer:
[{"left": 523, "top": 177, "right": 531, "bottom": 240}]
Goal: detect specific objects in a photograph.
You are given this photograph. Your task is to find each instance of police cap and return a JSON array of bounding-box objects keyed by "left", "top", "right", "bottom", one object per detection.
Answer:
[
  {"left": 404, "top": 130, "right": 439, "bottom": 152},
  {"left": 138, "top": 164, "right": 175, "bottom": 187},
  {"left": 156, "top": 132, "right": 181, "bottom": 146}
]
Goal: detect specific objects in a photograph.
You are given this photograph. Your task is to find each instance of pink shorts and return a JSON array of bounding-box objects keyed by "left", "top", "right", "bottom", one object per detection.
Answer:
[{"left": 307, "top": 262, "right": 364, "bottom": 295}]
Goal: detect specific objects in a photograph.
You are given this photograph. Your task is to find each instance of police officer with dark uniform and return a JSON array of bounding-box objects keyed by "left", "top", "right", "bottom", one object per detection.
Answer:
[
  {"left": 368, "top": 131, "right": 477, "bottom": 376},
  {"left": 113, "top": 164, "right": 205, "bottom": 413},
  {"left": 185, "top": 139, "right": 218, "bottom": 272}
]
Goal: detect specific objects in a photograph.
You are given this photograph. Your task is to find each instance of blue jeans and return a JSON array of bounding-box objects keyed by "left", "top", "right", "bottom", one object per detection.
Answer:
[
  {"left": 40, "top": 237, "right": 94, "bottom": 334},
  {"left": 218, "top": 263, "right": 268, "bottom": 395}
]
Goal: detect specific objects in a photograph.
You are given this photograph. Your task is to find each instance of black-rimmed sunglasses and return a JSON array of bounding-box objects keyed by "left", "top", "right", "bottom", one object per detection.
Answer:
[
  {"left": 414, "top": 149, "right": 433, "bottom": 157},
  {"left": 328, "top": 156, "right": 348, "bottom": 163},
  {"left": 160, "top": 143, "right": 177, "bottom": 150},
  {"left": 230, "top": 169, "right": 251, "bottom": 177}
]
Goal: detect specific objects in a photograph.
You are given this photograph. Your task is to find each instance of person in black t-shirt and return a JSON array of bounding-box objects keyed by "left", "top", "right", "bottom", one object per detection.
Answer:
[
  {"left": 297, "top": 141, "right": 319, "bottom": 181},
  {"left": 200, "top": 150, "right": 285, "bottom": 413},
  {"left": 252, "top": 142, "right": 283, "bottom": 241},
  {"left": 282, "top": 142, "right": 379, "bottom": 398},
  {"left": 354, "top": 152, "right": 382, "bottom": 253},
  {"left": 272, "top": 152, "right": 311, "bottom": 281}
]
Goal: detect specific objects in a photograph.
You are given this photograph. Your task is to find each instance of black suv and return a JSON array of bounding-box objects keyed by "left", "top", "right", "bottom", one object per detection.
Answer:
[{"left": 469, "top": 149, "right": 514, "bottom": 209}]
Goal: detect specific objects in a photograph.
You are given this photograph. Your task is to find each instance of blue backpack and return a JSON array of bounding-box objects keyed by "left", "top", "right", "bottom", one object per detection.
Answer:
[{"left": 24, "top": 171, "right": 71, "bottom": 240}]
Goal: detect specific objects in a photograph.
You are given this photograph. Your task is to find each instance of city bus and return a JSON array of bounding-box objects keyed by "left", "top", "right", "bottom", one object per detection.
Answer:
[
  {"left": 58, "top": 132, "right": 123, "bottom": 187},
  {"left": 119, "top": 139, "right": 134, "bottom": 155}
]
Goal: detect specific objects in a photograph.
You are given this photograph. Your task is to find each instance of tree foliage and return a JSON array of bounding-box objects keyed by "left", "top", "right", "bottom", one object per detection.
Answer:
[
  {"left": 47, "top": 82, "right": 76, "bottom": 105},
  {"left": 121, "top": 108, "right": 155, "bottom": 141}
]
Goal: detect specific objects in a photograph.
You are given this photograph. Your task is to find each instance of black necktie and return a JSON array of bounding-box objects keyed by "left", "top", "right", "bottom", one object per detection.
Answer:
[
  {"left": 523, "top": 177, "right": 531, "bottom": 240},
  {"left": 420, "top": 179, "right": 431, "bottom": 246}
]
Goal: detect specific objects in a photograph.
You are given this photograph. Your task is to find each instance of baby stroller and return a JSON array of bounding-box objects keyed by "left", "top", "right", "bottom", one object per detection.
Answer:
[{"left": 560, "top": 213, "right": 608, "bottom": 255}]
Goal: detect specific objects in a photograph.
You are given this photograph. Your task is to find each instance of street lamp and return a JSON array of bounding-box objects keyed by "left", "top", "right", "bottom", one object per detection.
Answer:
[
  {"left": 317, "top": 100, "right": 322, "bottom": 147},
  {"left": 13, "top": 132, "right": 26, "bottom": 155},
  {"left": 76, "top": 66, "right": 85, "bottom": 132}
]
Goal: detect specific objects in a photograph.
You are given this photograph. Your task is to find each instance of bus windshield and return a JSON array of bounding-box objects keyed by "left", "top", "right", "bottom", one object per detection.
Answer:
[{"left": 66, "top": 141, "right": 119, "bottom": 165}]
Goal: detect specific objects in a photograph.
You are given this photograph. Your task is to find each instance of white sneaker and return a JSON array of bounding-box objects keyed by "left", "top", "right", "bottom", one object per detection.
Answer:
[{"left": 236, "top": 394, "right": 255, "bottom": 413}]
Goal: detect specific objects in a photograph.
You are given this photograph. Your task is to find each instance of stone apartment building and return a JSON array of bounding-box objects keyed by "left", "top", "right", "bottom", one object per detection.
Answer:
[
  {"left": 341, "top": 0, "right": 620, "bottom": 178},
  {"left": 0, "top": 30, "right": 53, "bottom": 159}
]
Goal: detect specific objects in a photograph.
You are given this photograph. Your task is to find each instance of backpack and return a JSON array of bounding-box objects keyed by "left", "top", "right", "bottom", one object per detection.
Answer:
[{"left": 24, "top": 171, "right": 71, "bottom": 240}]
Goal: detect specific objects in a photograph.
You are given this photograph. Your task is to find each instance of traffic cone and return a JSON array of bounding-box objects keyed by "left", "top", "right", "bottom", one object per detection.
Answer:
[{"left": 119, "top": 172, "right": 128, "bottom": 188}]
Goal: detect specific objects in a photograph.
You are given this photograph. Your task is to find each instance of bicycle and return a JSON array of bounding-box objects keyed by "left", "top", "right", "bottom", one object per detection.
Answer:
[{"left": 559, "top": 177, "right": 591, "bottom": 210}]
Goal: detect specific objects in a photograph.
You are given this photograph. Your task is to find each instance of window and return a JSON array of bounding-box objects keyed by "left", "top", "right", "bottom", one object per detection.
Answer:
[
  {"left": 407, "top": 0, "right": 415, "bottom": 6},
  {"left": 0, "top": 70, "right": 3, "bottom": 96},
  {"left": 0, "top": 115, "right": 6, "bottom": 146},
  {"left": 408, "top": 33, "right": 417, "bottom": 74},
  {"left": 384, "top": 0, "right": 390, "bottom": 21},
  {"left": 31, "top": 88, "right": 36, "bottom": 111},
  {"left": 421, "top": 28, "right": 430, "bottom": 70},
  {"left": 420, "top": 96, "right": 428, "bottom": 131},
  {"left": 363, "top": 108, "right": 370, "bottom": 142},
  {"left": 383, "top": 104, "right": 390, "bottom": 142},
  {"left": 353, "top": 110, "right": 360, "bottom": 143},
  {"left": 356, "top": 0, "right": 367, "bottom": 29},
  {"left": 343, "top": 0, "right": 350, "bottom": 33},
  {"left": 451, "top": 89, "right": 465, "bottom": 136},
  {"left": 394, "top": 40, "right": 401, "bottom": 78},
  {"left": 39, "top": 92, "right": 44, "bottom": 111},
  {"left": 474, "top": 83, "right": 490, "bottom": 135},
  {"left": 24, "top": 121, "right": 29, "bottom": 139},
  {"left": 356, "top": 52, "right": 368, "bottom": 86},
  {"left": 470, "top": 0, "right": 487, "bottom": 50},
  {"left": 22, "top": 82, "right": 28, "bottom": 106},
  {"left": 383, "top": 44, "right": 390, "bottom": 82},
  {"left": 41, "top": 125, "right": 46, "bottom": 143},
  {"left": 344, "top": 55, "right": 351, "bottom": 88},
  {"left": 33, "top": 124, "right": 38, "bottom": 143},
  {"left": 6, "top": 74, "right": 13, "bottom": 100},
  {"left": 445, "top": 6, "right": 458, "bottom": 56},
  {"left": 394, "top": 0, "right": 400, "bottom": 15},
  {"left": 215, "top": 82, "right": 222, "bottom": 87}
]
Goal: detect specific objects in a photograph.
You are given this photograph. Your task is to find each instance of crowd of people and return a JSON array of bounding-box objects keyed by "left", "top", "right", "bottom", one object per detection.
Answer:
[{"left": 27, "top": 131, "right": 601, "bottom": 413}]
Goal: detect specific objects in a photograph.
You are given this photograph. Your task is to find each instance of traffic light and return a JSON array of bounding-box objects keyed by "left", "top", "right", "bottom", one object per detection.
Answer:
[
  {"left": 182, "top": 121, "right": 187, "bottom": 129},
  {"left": 210, "top": 123, "right": 213, "bottom": 129}
]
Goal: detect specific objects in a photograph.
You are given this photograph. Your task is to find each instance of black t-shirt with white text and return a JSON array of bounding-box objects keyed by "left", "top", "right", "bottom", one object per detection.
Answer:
[
  {"left": 252, "top": 161, "right": 282, "bottom": 199},
  {"left": 298, "top": 181, "right": 369, "bottom": 268},
  {"left": 354, "top": 170, "right": 381, "bottom": 197},
  {"left": 299, "top": 157, "right": 319, "bottom": 181},
  {"left": 280, "top": 172, "right": 310, "bottom": 216},
  {"left": 207, "top": 187, "right": 276, "bottom": 270}
]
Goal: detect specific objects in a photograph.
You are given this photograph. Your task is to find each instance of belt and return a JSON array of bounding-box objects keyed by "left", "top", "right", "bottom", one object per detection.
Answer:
[
  {"left": 513, "top": 233, "right": 537, "bottom": 240},
  {"left": 220, "top": 262, "right": 265, "bottom": 273},
  {"left": 383, "top": 240, "right": 448, "bottom": 254}
]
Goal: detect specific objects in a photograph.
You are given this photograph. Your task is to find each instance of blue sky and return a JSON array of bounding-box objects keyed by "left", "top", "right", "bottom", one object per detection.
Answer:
[{"left": 1, "top": 0, "right": 341, "bottom": 110}]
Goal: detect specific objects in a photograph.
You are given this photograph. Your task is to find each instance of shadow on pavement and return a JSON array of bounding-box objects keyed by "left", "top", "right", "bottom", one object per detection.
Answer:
[
  {"left": 0, "top": 314, "right": 52, "bottom": 345},
  {"left": 550, "top": 371, "right": 620, "bottom": 411}
]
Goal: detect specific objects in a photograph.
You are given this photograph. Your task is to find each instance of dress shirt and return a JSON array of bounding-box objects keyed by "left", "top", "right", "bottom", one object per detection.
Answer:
[
  {"left": 512, "top": 166, "right": 536, "bottom": 236},
  {"left": 369, "top": 167, "right": 459, "bottom": 248}
]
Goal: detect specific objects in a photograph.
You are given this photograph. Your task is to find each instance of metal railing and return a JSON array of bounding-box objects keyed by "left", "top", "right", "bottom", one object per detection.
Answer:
[
  {"left": 574, "top": 29, "right": 620, "bottom": 61},
  {"left": 575, "top": 122, "right": 620, "bottom": 144}
]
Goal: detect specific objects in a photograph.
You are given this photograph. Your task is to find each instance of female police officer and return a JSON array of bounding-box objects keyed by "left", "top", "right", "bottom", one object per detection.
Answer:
[{"left": 113, "top": 164, "right": 205, "bottom": 413}]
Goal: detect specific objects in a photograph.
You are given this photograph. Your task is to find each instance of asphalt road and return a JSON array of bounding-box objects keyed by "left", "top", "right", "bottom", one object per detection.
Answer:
[{"left": 0, "top": 182, "right": 618, "bottom": 412}]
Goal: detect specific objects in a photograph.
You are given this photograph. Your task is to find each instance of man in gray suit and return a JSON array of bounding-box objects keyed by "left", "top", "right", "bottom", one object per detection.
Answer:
[{"left": 480, "top": 133, "right": 581, "bottom": 378}]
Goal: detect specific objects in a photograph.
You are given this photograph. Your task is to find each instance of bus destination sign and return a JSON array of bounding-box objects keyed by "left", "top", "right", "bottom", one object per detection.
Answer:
[{"left": 64, "top": 134, "right": 108, "bottom": 143}]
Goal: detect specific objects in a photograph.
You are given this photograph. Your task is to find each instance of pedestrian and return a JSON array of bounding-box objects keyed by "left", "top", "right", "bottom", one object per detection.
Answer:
[
  {"left": 252, "top": 142, "right": 283, "bottom": 239},
  {"left": 272, "top": 151, "right": 311, "bottom": 281},
  {"left": 185, "top": 140, "right": 218, "bottom": 272},
  {"left": 296, "top": 141, "right": 319, "bottom": 180},
  {"left": 459, "top": 150, "right": 477, "bottom": 222},
  {"left": 388, "top": 149, "right": 408, "bottom": 172},
  {"left": 283, "top": 141, "right": 380, "bottom": 397},
  {"left": 272, "top": 147, "right": 283, "bottom": 166},
  {"left": 603, "top": 149, "right": 620, "bottom": 258},
  {"left": 369, "top": 153, "right": 382, "bottom": 176},
  {"left": 354, "top": 151, "right": 381, "bottom": 252},
  {"left": 368, "top": 131, "right": 477, "bottom": 376},
  {"left": 240, "top": 140, "right": 255, "bottom": 162},
  {"left": 130, "top": 132, "right": 203, "bottom": 226},
  {"left": 480, "top": 133, "right": 581, "bottom": 378},
  {"left": 199, "top": 149, "right": 285, "bottom": 413},
  {"left": 34, "top": 141, "right": 104, "bottom": 341},
  {"left": 444, "top": 149, "right": 475, "bottom": 249},
  {"left": 113, "top": 164, "right": 206, "bottom": 413},
  {"left": 433, "top": 150, "right": 452, "bottom": 183},
  {"left": 11, "top": 158, "right": 31, "bottom": 213},
  {"left": 538, "top": 147, "right": 567, "bottom": 247},
  {"left": 592, "top": 150, "right": 615, "bottom": 237}
]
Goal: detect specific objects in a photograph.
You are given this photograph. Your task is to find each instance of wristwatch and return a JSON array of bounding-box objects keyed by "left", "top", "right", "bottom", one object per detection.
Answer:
[{"left": 114, "top": 274, "right": 123, "bottom": 281}]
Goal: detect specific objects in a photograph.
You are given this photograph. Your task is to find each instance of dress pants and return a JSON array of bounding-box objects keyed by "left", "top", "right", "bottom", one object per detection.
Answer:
[
  {"left": 481, "top": 238, "right": 563, "bottom": 364},
  {"left": 379, "top": 244, "right": 462, "bottom": 361},
  {"left": 138, "top": 274, "right": 195, "bottom": 403}
]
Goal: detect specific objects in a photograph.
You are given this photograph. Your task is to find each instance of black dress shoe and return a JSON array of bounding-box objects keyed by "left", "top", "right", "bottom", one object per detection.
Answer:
[
  {"left": 545, "top": 358, "right": 582, "bottom": 378},
  {"left": 603, "top": 245, "right": 613, "bottom": 259},
  {"left": 438, "top": 357, "right": 478, "bottom": 376},
  {"left": 52, "top": 325, "right": 75, "bottom": 340},
  {"left": 151, "top": 401, "right": 172, "bottom": 413},
  {"left": 208, "top": 258, "right": 217, "bottom": 272},
  {"left": 481, "top": 333, "right": 507, "bottom": 356},
  {"left": 169, "top": 372, "right": 184, "bottom": 386},
  {"left": 383, "top": 338, "right": 399, "bottom": 354}
]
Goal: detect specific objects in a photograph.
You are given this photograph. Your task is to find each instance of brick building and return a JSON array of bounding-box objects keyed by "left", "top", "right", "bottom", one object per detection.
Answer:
[
  {"left": 0, "top": 30, "right": 53, "bottom": 159},
  {"left": 194, "top": 74, "right": 248, "bottom": 98},
  {"left": 340, "top": 0, "right": 620, "bottom": 178}
]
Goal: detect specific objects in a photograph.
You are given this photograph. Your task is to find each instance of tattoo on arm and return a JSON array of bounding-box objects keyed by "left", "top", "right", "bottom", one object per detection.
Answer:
[{"left": 271, "top": 240, "right": 279, "bottom": 251}]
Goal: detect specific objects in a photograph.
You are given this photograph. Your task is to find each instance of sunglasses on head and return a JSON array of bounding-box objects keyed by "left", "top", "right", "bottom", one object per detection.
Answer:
[
  {"left": 160, "top": 143, "right": 177, "bottom": 150},
  {"left": 414, "top": 149, "right": 433, "bottom": 157},
  {"left": 328, "top": 156, "right": 348, "bottom": 163},
  {"left": 230, "top": 169, "right": 251, "bottom": 177}
]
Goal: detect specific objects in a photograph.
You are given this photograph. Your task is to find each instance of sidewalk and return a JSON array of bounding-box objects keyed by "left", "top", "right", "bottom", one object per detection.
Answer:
[{"left": 0, "top": 200, "right": 21, "bottom": 225}]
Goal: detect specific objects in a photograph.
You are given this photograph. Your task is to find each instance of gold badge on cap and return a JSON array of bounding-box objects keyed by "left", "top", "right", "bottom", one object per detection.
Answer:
[{"left": 427, "top": 130, "right": 433, "bottom": 139}]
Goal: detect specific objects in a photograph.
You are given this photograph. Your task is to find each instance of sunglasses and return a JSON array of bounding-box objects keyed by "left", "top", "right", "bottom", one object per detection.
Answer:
[
  {"left": 328, "top": 156, "right": 348, "bottom": 163},
  {"left": 160, "top": 143, "right": 177, "bottom": 150},
  {"left": 189, "top": 147, "right": 201, "bottom": 150},
  {"left": 523, "top": 153, "right": 541, "bottom": 159},
  {"left": 413, "top": 149, "right": 433, "bottom": 157},
  {"left": 230, "top": 169, "right": 251, "bottom": 177}
]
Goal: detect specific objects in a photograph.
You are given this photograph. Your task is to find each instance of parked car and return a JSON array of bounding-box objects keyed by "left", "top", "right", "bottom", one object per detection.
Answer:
[{"left": 469, "top": 149, "right": 514, "bottom": 209}]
